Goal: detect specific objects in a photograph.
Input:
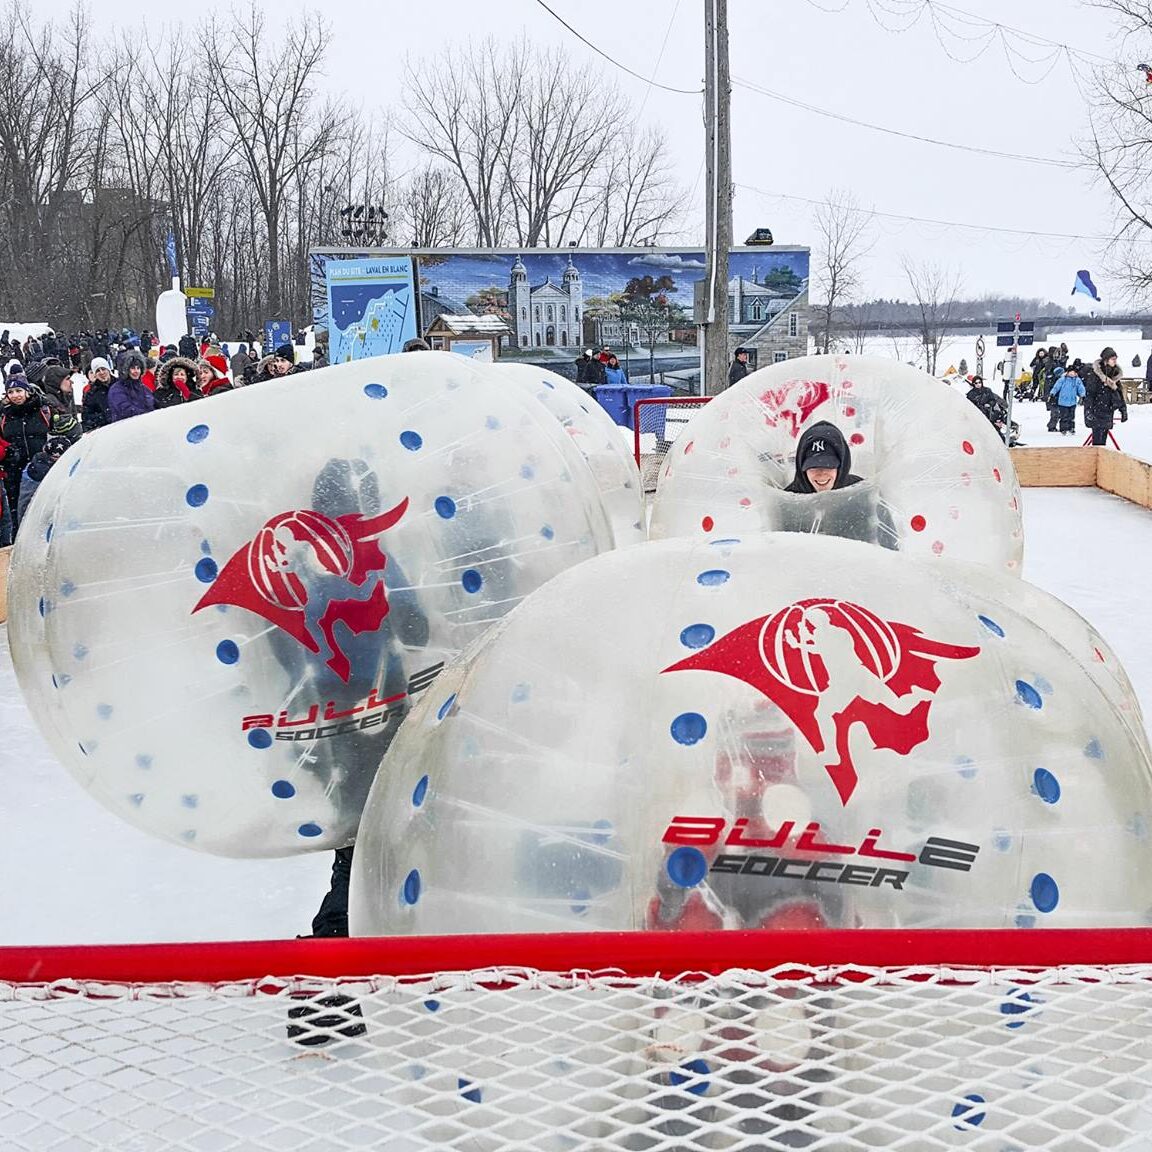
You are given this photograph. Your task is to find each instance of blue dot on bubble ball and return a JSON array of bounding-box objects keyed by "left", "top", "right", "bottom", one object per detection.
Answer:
[
  {"left": 298, "top": 823, "right": 323, "bottom": 838},
  {"left": 666, "top": 847, "right": 708, "bottom": 888},
  {"left": 97, "top": 703, "right": 113, "bottom": 720},
  {"left": 363, "top": 383, "right": 388, "bottom": 400},
  {"left": 271, "top": 780, "right": 296, "bottom": 800},
  {"left": 195, "top": 558, "right": 218, "bottom": 583},
  {"left": 37, "top": 597, "right": 45, "bottom": 618},
  {"left": 1031, "top": 872, "right": 1060, "bottom": 913},
  {"left": 412, "top": 775, "right": 429, "bottom": 807},
  {"left": 400, "top": 430, "right": 423, "bottom": 451},
  {"left": 951, "top": 1095, "right": 987, "bottom": 1130},
  {"left": 978, "top": 615, "right": 1005, "bottom": 638},
  {"left": 1085, "top": 738, "right": 1104, "bottom": 760},
  {"left": 216, "top": 640, "right": 240, "bottom": 665},
  {"left": 540, "top": 524, "right": 555, "bottom": 540},
  {"left": 541, "top": 378, "right": 555, "bottom": 390},
  {"left": 45, "top": 523, "right": 53, "bottom": 543},
  {"left": 185, "top": 484, "right": 209, "bottom": 508},
  {"left": 247, "top": 729, "right": 273, "bottom": 750},
  {"left": 1032, "top": 768, "right": 1060, "bottom": 804},
  {"left": 669, "top": 1059, "right": 712, "bottom": 1096},
  {"left": 999, "top": 990, "right": 1037, "bottom": 1029},
  {"left": 437, "top": 694, "right": 457, "bottom": 721},
  {"left": 1015, "top": 680, "right": 1043, "bottom": 710},
  {"left": 403, "top": 869, "right": 422, "bottom": 905},
  {"left": 461, "top": 569, "right": 483, "bottom": 594},
  {"left": 485, "top": 416, "right": 500, "bottom": 431},
  {"left": 680, "top": 624, "right": 716, "bottom": 650},
  {"left": 435, "top": 496, "right": 456, "bottom": 520},
  {"left": 520, "top": 463, "right": 535, "bottom": 480},
  {"left": 697, "top": 569, "right": 730, "bottom": 587},
  {"left": 69, "top": 458, "right": 80, "bottom": 476},
  {"left": 670, "top": 712, "right": 708, "bottom": 745},
  {"left": 186, "top": 424, "right": 210, "bottom": 444}
]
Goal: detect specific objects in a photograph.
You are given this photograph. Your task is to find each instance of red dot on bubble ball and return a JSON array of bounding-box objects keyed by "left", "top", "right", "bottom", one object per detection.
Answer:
[
  {"left": 684, "top": 440, "right": 694, "bottom": 455},
  {"left": 1094, "top": 647, "right": 1105, "bottom": 663},
  {"left": 850, "top": 433, "right": 864, "bottom": 446},
  {"left": 910, "top": 515, "right": 926, "bottom": 532},
  {"left": 702, "top": 516, "right": 714, "bottom": 532},
  {"left": 993, "top": 468, "right": 1002, "bottom": 483},
  {"left": 962, "top": 441, "right": 975, "bottom": 456},
  {"left": 932, "top": 540, "right": 945, "bottom": 555},
  {"left": 844, "top": 406, "right": 856, "bottom": 417},
  {"left": 739, "top": 497, "right": 752, "bottom": 507}
]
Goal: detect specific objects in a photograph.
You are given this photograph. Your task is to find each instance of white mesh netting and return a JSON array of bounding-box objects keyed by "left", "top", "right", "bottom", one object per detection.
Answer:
[
  {"left": 5, "top": 961, "right": 1152, "bottom": 1151},
  {"left": 634, "top": 397, "right": 710, "bottom": 494}
]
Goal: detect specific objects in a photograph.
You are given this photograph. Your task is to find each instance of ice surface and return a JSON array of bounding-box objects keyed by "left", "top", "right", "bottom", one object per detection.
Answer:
[{"left": 3, "top": 486, "right": 1152, "bottom": 945}]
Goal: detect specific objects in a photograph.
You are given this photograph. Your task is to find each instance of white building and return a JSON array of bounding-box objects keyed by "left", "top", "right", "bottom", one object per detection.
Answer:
[{"left": 508, "top": 255, "right": 584, "bottom": 349}]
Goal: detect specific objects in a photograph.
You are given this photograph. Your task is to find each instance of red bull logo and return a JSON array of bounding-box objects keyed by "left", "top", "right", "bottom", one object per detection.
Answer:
[
  {"left": 758, "top": 379, "right": 832, "bottom": 438},
  {"left": 193, "top": 499, "right": 409, "bottom": 682},
  {"left": 664, "top": 598, "right": 980, "bottom": 805}
]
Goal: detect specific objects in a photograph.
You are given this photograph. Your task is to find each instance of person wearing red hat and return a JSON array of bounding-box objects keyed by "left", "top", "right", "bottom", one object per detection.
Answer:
[{"left": 196, "top": 354, "right": 233, "bottom": 397}]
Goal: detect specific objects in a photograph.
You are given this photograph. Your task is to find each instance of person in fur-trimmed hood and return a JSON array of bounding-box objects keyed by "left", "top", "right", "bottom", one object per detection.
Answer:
[
  {"left": 1083, "top": 346, "right": 1128, "bottom": 447},
  {"left": 154, "top": 356, "right": 202, "bottom": 409},
  {"left": 196, "top": 353, "right": 233, "bottom": 397}
]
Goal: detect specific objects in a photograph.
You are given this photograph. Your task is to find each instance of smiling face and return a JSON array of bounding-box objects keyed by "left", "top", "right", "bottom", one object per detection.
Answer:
[
  {"left": 5, "top": 385, "right": 28, "bottom": 405},
  {"left": 805, "top": 466, "right": 838, "bottom": 492}
]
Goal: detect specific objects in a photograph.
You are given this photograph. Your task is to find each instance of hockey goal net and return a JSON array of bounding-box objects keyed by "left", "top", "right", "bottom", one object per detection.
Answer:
[
  {"left": 4, "top": 929, "right": 1152, "bottom": 1151},
  {"left": 633, "top": 396, "right": 711, "bottom": 495}
]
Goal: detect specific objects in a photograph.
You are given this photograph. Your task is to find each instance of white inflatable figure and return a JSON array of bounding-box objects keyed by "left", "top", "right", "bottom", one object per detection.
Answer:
[
  {"left": 488, "top": 363, "right": 645, "bottom": 549},
  {"left": 649, "top": 355, "right": 1024, "bottom": 573},
  {"left": 7, "top": 352, "right": 624, "bottom": 857},
  {"left": 351, "top": 534, "right": 1152, "bottom": 936}
]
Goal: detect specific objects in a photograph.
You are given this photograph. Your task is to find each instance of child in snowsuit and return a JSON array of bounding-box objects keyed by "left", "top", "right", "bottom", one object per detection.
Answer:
[{"left": 1048, "top": 366, "right": 1085, "bottom": 435}]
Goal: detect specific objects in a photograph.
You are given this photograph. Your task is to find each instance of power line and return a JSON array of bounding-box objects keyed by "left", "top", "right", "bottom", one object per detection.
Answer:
[
  {"left": 799, "top": 0, "right": 1115, "bottom": 70},
  {"left": 732, "top": 75, "right": 1084, "bottom": 169},
  {"left": 530, "top": 0, "right": 703, "bottom": 94},
  {"left": 637, "top": 0, "right": 685, "bottom": 119},
  {"left": 738, "top": 183, "right": 1143, "bottom": 244}
]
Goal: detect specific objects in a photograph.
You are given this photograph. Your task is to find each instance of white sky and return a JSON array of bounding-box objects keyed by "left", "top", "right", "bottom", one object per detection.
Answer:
[{"left": 41, "top": 0, "right": 1138, "bottom": 306}]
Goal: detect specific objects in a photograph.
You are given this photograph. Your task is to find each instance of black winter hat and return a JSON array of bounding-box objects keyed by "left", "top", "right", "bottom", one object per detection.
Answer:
[
  {"left": 275, "top": 344, "right": 295, "bottom": 363},
  {"left": 24, "top": 360, "right": 46, "bottom": 385},
  {"left": 1101, "top": 347, "right": 1119, "bottom": 362}
]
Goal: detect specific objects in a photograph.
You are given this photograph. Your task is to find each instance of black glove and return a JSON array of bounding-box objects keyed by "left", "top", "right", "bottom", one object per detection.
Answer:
[{"left": 1122, "top": 412, "right": 1129, "bottom": 422}]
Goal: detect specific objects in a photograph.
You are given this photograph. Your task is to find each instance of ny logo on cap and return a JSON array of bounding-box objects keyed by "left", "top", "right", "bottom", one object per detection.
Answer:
[{"left": 810, "top": 439, "right": 826, "bottom": 454}]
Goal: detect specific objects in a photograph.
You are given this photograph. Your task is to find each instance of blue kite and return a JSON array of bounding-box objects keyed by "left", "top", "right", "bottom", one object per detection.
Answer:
[{"left": 1072, "top": 270, "right": 1101, "bottom": 302}]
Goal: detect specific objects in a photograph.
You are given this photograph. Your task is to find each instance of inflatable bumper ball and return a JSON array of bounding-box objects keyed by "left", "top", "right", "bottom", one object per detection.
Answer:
[
  {"left": 7, "top": 352, "right": 626, "bottom": 857},
  {"left": 352, "top": 533, "right": 1152, "bottom": 936},
  {"left": 489, "top": 363, "right": 645, "bottom": 549},
  {"left": 649, "top": 355, "right": 1024, "bottom": 573}
]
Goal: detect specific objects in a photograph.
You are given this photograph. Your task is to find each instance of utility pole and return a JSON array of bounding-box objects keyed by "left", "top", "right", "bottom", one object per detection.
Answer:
[{"left": 702, "top": 0, "right": 732, "bottom": 396}]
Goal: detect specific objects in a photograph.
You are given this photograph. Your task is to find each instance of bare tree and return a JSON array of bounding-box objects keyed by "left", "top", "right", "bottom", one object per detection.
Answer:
[
  {"left": 1080, "top": 2, "right": 1152, "bottom": 302},
  {"left": 813, "top": 190, "right": 873, "bottom": 353},
  {"left": 208, "top": 6, "right": 344, "bottom": 316},
  {"left": 901, "top": 257, "right": 963, "bottom": 375},
  {"left": 399, "top": 165, "right": 470, "bottom": 247}
]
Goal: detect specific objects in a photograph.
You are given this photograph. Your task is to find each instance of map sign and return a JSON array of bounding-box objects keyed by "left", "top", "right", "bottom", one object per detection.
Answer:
[{"left": 325, "top": 257, "right": 417, "bottom": 362}]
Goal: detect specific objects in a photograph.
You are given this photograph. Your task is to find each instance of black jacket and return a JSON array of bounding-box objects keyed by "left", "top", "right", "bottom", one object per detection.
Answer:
[
  {"left": 785, "top": 422, "right": 863, "bottom": 493},
  {"left": 82, "top": 379, "right": 112, "bottom": 432},
  {"left": 728, "top": 359, "right": 749, "bottom": 387},
  {"left": 153, "top": 357, "right": 203, "bottom": 409},
  {"left": 0, "top": 396, "right": 53, "bottom": 475},
  {"left": 1083, "top": 359, "right": 1127, "bottom": 429},
  {"left": 574, "top": 356, "right": 605, "bottom": 386},
  {"left": 966, "top": 384, "right": 1004, "bottom": 425}
]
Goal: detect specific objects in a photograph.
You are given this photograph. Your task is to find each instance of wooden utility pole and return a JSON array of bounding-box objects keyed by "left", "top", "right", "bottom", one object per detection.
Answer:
[{"left": 703, "top": 0, "right": 732, "bottom": 396}]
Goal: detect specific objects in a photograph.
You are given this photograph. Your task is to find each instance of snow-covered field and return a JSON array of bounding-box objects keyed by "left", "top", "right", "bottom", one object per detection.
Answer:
[{"left": 3, "top": 486, "right": 1152, "bottom": 947}]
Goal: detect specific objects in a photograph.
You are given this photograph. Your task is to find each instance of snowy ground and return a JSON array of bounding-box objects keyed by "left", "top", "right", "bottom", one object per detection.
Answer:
[
  {"left": 3, "top": 487, "right": 1152, "bottom": 946},
  {"left": 1013, "top": 393, "right": 1152, "bottom": 462}
]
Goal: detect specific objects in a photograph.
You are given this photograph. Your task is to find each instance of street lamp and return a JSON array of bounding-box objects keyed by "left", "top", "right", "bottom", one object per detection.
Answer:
[{"left": 340, "top": 205, "right": 389, "bottom": 247}]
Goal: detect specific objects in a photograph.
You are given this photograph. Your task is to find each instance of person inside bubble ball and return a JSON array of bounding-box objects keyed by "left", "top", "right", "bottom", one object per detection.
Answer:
[{"left": 784, "top": 421, "right": 863, "bottom": 493}]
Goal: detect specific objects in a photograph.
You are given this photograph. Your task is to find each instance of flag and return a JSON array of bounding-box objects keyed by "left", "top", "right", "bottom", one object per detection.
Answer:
[
  {"left": 165, "top": 232, "right": 179, "bottom": 279},
  {"left": 1071, "top": 270, "right": 1101, "bottom": 302}
]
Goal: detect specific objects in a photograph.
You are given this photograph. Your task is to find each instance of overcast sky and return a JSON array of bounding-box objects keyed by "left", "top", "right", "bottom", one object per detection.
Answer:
[{"left": 41, "top": 0, "right": 1137, "bottom": 308}]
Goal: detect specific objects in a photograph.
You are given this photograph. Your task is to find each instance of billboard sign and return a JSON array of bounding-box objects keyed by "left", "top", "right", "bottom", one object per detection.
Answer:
[{"left": 324, "top": 256, "right": 418, "bottom": 363}]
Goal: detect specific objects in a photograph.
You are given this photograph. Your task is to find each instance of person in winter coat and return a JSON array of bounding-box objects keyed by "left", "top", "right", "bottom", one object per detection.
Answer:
[
  {"left": 1048, "top": 365, "right": 1085, "bottom": 435},
  {"left": 108, "top": 352, "right": 155, "bottom": 422},
  {"left": 177, "top": 334, "right": 199, "bottom": 360},
  {"left": 196, "top": 354, "right": 232, "bottom": 397},
  {"left": 17, "top": 435, "right": 70, "bottom": 521},
  {"left": 1027, "top": 348, "right": 1051, "bottom": 403},
  {"left": 781, "top": 421, "right": 898, "bottom": 547},
  {"left": 1056, "top": 343, "right": 1070, "bottom": 370},
  {"left": 229, "top": 343, "right": 252, "bottom": 379},
  {"left": 0, "top": 380, "right": 54, "bottom": 532},
  {"left": 81, "top": 358, "right": 114, "bottom": 432},
  {"left": 574, "top": 349, "right": 605, "bottom": 388},
  {"left": 1083, "top": 346, "right": 1128, "bottom": 446},
  {"left": 153, "top": 356, "right": 202, "bottom": 409},
  {"left": 966, "top": 375, "right": 1004, "bottom": 426},
  {"left": 603, "top": 354, "right": 628, "bottom": 386},
  {"left": 729, "top": 347, "right": 751, "bottom": 387},
  {"left": 1045, "top": 366, "right": 1066, "bottom": 432},
  {"left": 40, "top": 362, "right": 75, "bottom": 414},
  {"left": 252, "top": 345, "right": 304, "bottom": 384}
]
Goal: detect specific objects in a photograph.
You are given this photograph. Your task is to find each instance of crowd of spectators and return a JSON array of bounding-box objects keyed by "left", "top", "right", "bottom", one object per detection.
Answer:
[{"left": 0, "top": 328, "right": 322, "bottom": 546}]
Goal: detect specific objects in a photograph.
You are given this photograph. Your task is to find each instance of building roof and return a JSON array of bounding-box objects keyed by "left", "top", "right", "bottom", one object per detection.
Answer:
[{"left": 433, "top": 314, "right": 510, "bottom": 335}]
